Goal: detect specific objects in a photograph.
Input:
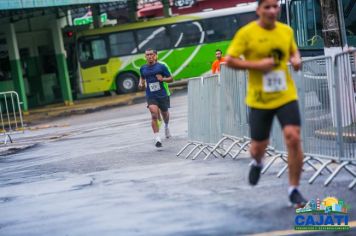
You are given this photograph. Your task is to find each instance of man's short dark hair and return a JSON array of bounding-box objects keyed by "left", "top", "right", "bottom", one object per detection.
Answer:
[
  {"left": 145, "top": 48, "right": 157, "bottom": 55},
  {"left": 257, "top": 0, "right": 275, "bottom": 6},
  {"left": 216, "top": 49, "right": 222, "bottom": 53}
]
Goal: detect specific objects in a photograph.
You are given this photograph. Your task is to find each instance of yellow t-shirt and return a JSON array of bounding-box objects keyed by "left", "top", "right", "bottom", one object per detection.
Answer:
[{"left": 227, "top": 21, "right": 298, "bottom": 109}]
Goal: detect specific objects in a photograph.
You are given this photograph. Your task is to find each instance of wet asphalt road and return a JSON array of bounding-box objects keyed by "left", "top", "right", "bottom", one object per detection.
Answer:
[{"left": 0, "top": 90, "right": 355, "bottom": 236}]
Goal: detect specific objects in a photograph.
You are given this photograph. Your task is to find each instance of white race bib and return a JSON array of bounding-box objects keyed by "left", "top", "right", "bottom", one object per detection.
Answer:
[
  {"left": 149, "top": 82, "right": 161, "bottom": 92},
  {"left": 263, "top": 70, "right": 287, "bottom": 92}
]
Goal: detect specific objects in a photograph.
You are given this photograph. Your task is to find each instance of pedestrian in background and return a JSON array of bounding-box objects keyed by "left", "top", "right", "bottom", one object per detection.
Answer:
[{"left": 212, "top": 49, "right": 226, "bottom": 74}]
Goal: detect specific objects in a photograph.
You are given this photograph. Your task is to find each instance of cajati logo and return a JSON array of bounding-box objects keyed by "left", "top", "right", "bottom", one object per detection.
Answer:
[{"left": 294, "top": 197, "right": 350, "bottom": 231}]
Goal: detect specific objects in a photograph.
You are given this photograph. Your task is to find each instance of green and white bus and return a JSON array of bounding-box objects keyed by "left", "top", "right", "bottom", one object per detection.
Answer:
[
  {"left": 75, "top": 2, "right": 258, "bottom": 95},
  {"left": 74, "top": 0, "right": 355, "bottom": 96}
]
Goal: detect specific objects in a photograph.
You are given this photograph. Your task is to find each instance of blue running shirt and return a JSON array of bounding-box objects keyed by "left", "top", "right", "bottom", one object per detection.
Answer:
[{"left": 140, "top": 63, "right": 171, "bottom": 99}]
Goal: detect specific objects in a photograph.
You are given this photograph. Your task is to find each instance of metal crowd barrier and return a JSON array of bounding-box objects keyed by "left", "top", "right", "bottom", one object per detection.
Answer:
[
  {"left": 263, "top": 58, "right": 335, "bottom": 178},
  {"left": 305, "top": 50, "right": 356, "bottom": 189},
  {"left": 178, "top": 51, "right": 356, "bottom": 189},
  {"left": 205, "top": 65, "right": 250, "bottom": 160},
  {"left": 177, "top": 75, "right": 225, "bottom": 160},
  {"left": 0, "top": 91, "right": 24, "bottom": 145}
]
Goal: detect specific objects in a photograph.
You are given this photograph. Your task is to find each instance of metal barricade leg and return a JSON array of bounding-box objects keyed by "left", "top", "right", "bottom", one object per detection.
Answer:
[
  {"left": 349, "top": 178, "right": 356, "bottom": 190},
  {"left": 307, "top": 157, "right": 334, "bottom": 174},
  {"left": 184, "top": 143, "right": 203, "bottom": 159},
  {"left": 344, "top": 165, "right": 356, "bottom": 178},
  {"left": 277, "top": 164, "right": 289, "bottom": 178},
  {"left": 324, "top": 161, "right": 349, "bottom": 187},
  {"left": 205, "top": 137, "right": 228, "bottom": 160},
  {"left": 177, "top": 142, "right": 195, "bottom": 157},
  {"left": 232, "top": 140, "right": 251, "bottom": 159},
  {"left": 309, "top": 160, "right": 334, "bottom": 184},
  {"left": 222, "top": 139, "right": 243, "bottom": 157},
  {"left": 277, "top": 156, "right": 320, "bottom": 178},
  {"left": 302, "top": 156, "right": 328, "bottom": 174},
  {"left": 203, "top": 145, "right": 220, "bottom": 160},
  {"left": 265, "top": 147, "right": 276, "bottom": 157},
  {"left": 193, "top": 145, "right": 210, "bottom": 160},
  {"left": 261, "top": 153, "right": 283, "bottom": 174}
]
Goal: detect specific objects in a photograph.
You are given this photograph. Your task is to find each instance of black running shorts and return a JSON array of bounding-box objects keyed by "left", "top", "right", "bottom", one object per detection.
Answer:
[
  {"left": 249, "top": 100, "right": 301, "bottom": 141},
  {"left": 147, "top": 96, "right": 170, "bottom": 112}
]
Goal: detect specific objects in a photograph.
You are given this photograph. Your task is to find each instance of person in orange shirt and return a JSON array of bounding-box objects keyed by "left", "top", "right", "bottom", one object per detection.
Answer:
[{"left": 211, "top": 49, "right": 226, "bottom": 74}]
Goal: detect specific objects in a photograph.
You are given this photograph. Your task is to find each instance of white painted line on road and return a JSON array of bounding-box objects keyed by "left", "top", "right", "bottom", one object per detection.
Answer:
[{"left": 249, "top": 220, "right": 356, "bottom": 236}]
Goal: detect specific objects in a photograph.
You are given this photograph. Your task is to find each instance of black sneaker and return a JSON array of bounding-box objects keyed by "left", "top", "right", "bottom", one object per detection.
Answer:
[
  {"left": 289, "top": 189, "right": 307, "bottom": 208},
  {"left": 155, "top": 141, "right": 162, "bottom": 148},
  {"left": 248, "top": 165, "right": 262, "bottom": 186}
]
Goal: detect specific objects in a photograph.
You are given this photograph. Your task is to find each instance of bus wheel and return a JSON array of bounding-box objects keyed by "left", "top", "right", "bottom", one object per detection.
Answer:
[{"left": 116, "top": 73, "right": 138, "bottom": 94}]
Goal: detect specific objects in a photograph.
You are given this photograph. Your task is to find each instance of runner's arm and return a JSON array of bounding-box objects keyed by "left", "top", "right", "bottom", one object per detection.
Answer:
[
  {"left": 290, "top": 50, "right": 302, "bottom": 71},
  {"left": 156, "top": 74, "right": 173, "bottom": 83},
  {"left": 226, "top": 56, "right": 275, "bottom": 73},
  {"left": 157, "top": 64, "right": 173, "bottom": 83},
  {"left": 138, "top": 77, "right": 145, "bottom": 89}
]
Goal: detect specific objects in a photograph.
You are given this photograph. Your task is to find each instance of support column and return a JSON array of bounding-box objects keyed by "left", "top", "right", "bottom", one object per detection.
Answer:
[
  {"left": 128, "top": 0, "right": 137, "bottom": 22},
  {"left": 92, "top": 5, "right": 102, "bottom": 28},
  {"left": 162, "top": 0, "right": 171, "bottom": 18},
  {"left": 5, "top": 23, "right": 28, "bottom": 112},
  {"left": 320, "top": 0, "right": 355, "bottom": 127},
  {"left": 51, "top": 19, "right": 73, "bottom": 106},
  {"left": 28, "top": 43, "right": 43, "bottom": 105}
]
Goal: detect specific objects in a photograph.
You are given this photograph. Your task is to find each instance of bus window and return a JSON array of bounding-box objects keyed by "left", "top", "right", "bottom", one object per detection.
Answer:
[
  {"left": 79, "top": 41, "right": 92, "bottom": 61},
  {"left": 92, "top": 40, "right": 107, "bottom": 60},
  {"left": 236, "top": 12, "right": 257, "bottom": 28},
  {"left": 169, "top": 21, "right": 204, "bottom": 48},
  {"left": 136, "top": 26, "right": 170, "bottom": 52},
  {"left": 109, "top": 31, "right": 137, "bottom": 56},
  {"left": 203, "top": 15, "right": 237, "bottom": 42},
  {"left": 79, "top": 39, "right": 107, "bottom": 62}
]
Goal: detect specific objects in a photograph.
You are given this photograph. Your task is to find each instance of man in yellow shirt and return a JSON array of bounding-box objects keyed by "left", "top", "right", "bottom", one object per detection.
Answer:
[{"left": 226, "top": 0, "right": 306, "bottom": 208}]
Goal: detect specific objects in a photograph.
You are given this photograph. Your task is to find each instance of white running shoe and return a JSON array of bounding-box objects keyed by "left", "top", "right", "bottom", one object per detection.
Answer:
[
  {"left": 165, "top": 127, "right": 172, "bottom": 139},
  {"left": 155, "top": 136, "right": 162, "bottom": 148}
]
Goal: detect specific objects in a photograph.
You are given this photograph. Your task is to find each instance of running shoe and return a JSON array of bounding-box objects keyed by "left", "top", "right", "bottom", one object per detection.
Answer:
[
  {"left": 289, "top": 189, "right": 307, "bottom": 208},
  {"left": 248, "top": 165, "right": 262, "bottom": 186},
  {"left": 165, "top": 127, "right": 171, "bottom": 139},
  {"left": 155, "top": 137, "right": 162, "bottom": 148}
]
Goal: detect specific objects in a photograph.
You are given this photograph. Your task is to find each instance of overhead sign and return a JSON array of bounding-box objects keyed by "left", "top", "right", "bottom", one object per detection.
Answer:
[{"left": 73, "top": 12, "right": 108, "bottom": 26}]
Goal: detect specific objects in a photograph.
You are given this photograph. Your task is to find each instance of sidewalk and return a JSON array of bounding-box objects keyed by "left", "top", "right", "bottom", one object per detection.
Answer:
[{"left": 23, "top": 85, "right": 187, "bottom": 126}]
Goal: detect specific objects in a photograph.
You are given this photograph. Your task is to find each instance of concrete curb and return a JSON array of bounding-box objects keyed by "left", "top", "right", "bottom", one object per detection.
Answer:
[{"left": 23, "top": 85, "right": 187, "bottom": 125}]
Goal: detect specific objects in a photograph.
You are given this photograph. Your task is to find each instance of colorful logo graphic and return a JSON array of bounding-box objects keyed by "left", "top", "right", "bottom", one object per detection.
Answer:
[{"left": 294, "top": 197, "right": 350, "bottom": 231}]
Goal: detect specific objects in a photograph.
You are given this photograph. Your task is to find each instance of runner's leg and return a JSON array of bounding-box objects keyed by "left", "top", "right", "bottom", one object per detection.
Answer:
[{"left": 149, "top": 104, "right": 162, "bottom": 147}]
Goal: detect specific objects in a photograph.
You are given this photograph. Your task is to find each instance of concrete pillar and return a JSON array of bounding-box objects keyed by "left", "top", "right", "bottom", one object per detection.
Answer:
[
  {"left": 128, "top": 0, "right": 137, "bottom": 22},
  {"left": 51, "top": 19, "right": 73, "bottom": 106},
  {"left": 92, "top": 5, "right": 102, "bottom": 28},
  {"left": 28, "top": 42, "right": 42, "bottom": 103},
  {"left": 162, "top": 0, "right": 171, "bottom": 18},
  {"left": 320, "top": 0, "right": 355, "bottom": 127},
  {"left": 5, "top": 23, "right": 28, "bottom": 112}
]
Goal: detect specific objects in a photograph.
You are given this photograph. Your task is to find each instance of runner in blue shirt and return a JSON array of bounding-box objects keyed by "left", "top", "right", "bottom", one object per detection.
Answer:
[{"left": 139, "top": 48, "right": 173, "bottom": 148}]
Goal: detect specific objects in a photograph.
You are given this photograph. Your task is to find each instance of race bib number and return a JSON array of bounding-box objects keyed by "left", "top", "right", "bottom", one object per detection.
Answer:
[
  {"left": 263, "top": 70, "right": 287, "bottom": 92},
  {"left": 149, "top": 82, "right": 161, "bottom": 92}
]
